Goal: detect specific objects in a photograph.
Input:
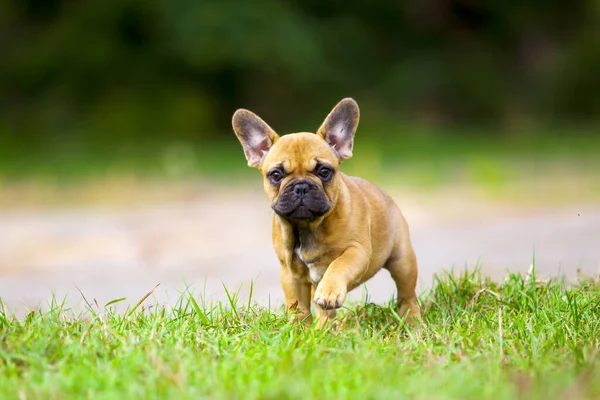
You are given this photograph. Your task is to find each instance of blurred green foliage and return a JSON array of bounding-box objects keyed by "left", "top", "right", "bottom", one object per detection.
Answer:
[{"left": 1, "top": 0, "right": 599, "bottom": 150}]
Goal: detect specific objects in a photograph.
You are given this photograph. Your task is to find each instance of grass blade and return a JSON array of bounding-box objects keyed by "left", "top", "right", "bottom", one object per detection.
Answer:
[{"left": 126, "top": 283, "right": 160, "bottom": 318}]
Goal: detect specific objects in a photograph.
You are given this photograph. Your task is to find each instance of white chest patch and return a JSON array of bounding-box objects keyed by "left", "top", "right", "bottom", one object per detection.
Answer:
[
  {"left": 307, "top": 263, "right": 327, "bottom": 284},
  {"left": 295, "top": 247, "right": 305, "bottom": 262},
  {"left": 295, "top": 247, "right": 327, "bottom": 284}
]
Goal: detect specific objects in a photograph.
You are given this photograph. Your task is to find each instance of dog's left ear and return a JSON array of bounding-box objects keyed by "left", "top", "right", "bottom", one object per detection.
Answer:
[
  {"left": 317, "top": 98, "right": 360, "bottom": 162},
  {"left": 232, "top": 109, "right": 280, "bottom": 168}
]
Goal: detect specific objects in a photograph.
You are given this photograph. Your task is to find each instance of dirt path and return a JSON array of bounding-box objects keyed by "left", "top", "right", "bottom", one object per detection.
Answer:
[{"left": 1, "top": 188, "right": 598, "bottom": 314}]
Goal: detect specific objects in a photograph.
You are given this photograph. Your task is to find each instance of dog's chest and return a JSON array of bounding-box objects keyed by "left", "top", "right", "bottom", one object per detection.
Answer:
[
  {"left": 295, "top": 246, "right": 328, "bottom": 284},
  {"left": 296, "top": 247, "right": 327, "bottom": 284},
  {"left": 292, "top": 226, "right": 330, "bottom": 284}
]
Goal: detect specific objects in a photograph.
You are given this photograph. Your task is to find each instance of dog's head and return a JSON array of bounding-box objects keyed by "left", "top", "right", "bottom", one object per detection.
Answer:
[{"left": 232, "top": 98, "right": 360, "bottom": 222}]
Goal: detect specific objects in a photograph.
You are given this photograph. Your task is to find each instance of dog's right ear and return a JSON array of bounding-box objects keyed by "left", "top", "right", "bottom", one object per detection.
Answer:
[
  {"left": 317, "top": 98, "right": 360, "bottom": 162},
  {"left": 232, "top": 109, "right": 280, "bottom": 168}
]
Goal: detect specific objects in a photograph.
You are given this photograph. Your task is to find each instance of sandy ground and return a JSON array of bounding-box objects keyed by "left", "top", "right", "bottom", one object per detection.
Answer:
[{"left": 0, "top": 185, "right": 598, "bottom": 315}]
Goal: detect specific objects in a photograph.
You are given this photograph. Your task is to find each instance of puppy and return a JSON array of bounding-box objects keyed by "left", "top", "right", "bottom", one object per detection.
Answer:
[{"left": 232, "top": 98, "right": 421, "bottom": 327}]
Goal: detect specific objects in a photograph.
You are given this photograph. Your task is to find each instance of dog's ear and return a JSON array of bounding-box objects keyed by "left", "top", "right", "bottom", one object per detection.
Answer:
[
  {"left": 232, "top": 109, "right": 280, "bottom": 168},
  {"left": 317, "top": 98, "right": 360, "bottom": 162}
]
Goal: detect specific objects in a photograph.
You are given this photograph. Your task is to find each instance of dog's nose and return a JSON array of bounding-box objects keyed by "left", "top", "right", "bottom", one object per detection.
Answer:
[{"left": 293, "top": 182, "right": 310, "bottom": 198}]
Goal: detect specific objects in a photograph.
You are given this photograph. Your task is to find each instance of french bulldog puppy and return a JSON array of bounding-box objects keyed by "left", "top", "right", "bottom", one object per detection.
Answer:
[{"left": 232, "top": 98, "right": 421, "bottom": 327}]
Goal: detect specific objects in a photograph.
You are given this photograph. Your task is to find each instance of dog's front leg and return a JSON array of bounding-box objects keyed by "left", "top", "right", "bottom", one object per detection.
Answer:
[
  {"left": 313, "top": 246, "right": 369, "bottom": 312},
  {"left": 311, "top": 285, "right": 337, "bottom": 329},
  {"left": 280, "top": 261, "right": 313, "bottom": 324}
]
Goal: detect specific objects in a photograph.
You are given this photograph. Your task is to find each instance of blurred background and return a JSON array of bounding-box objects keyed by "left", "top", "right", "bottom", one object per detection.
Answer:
[{"left": 0, "top": 0, "right": 599, "bottom": 313}]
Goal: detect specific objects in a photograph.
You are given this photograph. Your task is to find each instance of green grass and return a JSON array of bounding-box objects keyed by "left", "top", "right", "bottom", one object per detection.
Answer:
[
  {"left": 1, "top": 127, "right": 599, "bottom": 184},
  {"left": 1, "top": 270, "right": 599, "bottom": 399},
  {"left": 2, "top": 127, "right": 600, "bottom": 208}
]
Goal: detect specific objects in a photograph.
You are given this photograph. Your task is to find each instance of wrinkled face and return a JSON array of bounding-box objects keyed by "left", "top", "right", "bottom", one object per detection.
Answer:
[
  {"left": 231, "top": 98, "right": 360, "bottom": 223},
  {"left": 261, "top": 133, "right": 338, "bottom": 221}
]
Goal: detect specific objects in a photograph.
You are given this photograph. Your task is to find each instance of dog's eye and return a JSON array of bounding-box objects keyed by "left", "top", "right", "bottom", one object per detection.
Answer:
[
  {"left": 268, "top": 170, "right": 284, "bottom": 184},
  {"left": 317, "top": 166, "right": 333, "bottom": 182}
]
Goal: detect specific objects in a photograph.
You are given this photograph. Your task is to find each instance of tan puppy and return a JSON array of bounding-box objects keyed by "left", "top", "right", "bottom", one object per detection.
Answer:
[{"left": 232, "top": 98, "right": 421, "bottom": 327}]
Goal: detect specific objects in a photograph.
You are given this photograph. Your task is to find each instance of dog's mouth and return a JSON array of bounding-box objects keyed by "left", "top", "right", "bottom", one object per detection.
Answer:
[
  {"left": 271, "top": 180, "right": 331, "bottom": 221},
  {"left": 274, "top": 202, "right": 331, "bottom": 221}
]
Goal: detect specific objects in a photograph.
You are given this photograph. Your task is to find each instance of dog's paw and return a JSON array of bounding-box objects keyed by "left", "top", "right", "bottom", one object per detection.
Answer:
[{"left": 314, "top": 283, "right": 347, "bottom": 310}]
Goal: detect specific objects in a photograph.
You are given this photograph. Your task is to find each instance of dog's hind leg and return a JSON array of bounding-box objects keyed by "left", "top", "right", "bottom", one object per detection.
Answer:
[{"left": 385, "top": 246, "right": 422, "bottom": 325}]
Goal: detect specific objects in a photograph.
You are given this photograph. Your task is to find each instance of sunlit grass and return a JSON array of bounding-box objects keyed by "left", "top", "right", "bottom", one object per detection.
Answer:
[
  {"left": 1, "top": 128, "right": 599, "bottom": 208},
  {"left": 1, "top": 270, "right": 599, "bottom": 399}
]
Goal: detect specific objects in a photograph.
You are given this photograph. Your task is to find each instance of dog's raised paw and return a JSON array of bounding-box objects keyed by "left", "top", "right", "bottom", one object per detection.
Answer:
[{"left": 314, "top": 284, "right": 346, "bottom": 310}]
